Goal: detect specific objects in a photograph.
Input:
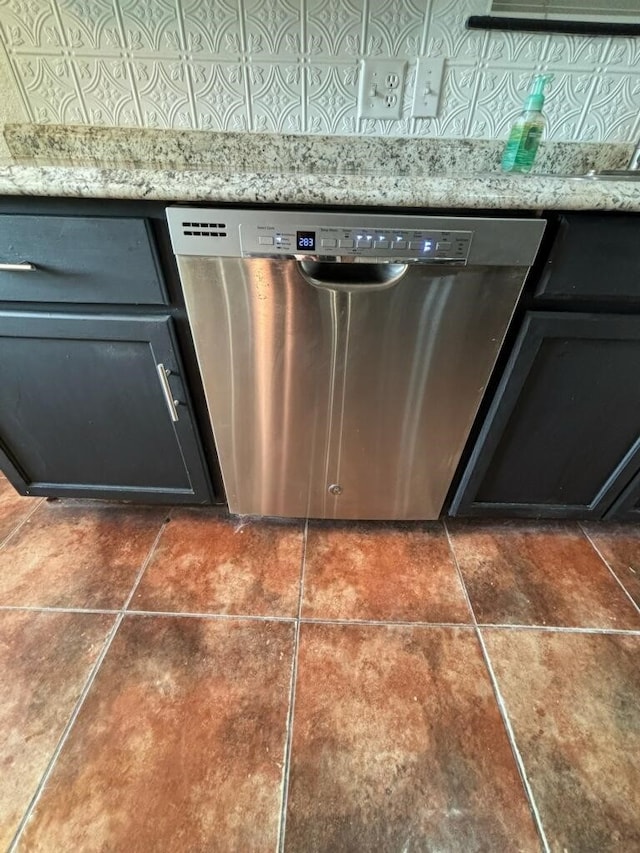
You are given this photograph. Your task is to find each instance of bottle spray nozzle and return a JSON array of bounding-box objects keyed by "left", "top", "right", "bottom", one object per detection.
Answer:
[{"left": 525, "top": 74, "right": 553, "bottom": 111}]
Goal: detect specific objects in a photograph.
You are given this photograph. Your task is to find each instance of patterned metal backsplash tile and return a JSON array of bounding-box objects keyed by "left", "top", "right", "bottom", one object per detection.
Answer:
[{"left": 1, "top": 0, "right": 639, "bottom": 141}]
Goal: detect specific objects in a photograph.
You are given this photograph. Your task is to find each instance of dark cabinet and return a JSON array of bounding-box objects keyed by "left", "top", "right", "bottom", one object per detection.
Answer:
[
  {"left": 452, "top": 210, "right": 640, "bottom": 521},
  {"left": 0, "top": 312, "right": 211, "bottom": 503},
  {"left": 451, "top": 312, "right": 640, "bottom": 519},
  {"left": 0, "top": 199, "right": 217, "bottom": 505},
  {"left": 604, "top": 463, "right": 640, "bottom": 521},
  {"left": 0, "top": 214, "right": 167, "bottom": 304},
  {"left": 535, "top": 213, "right": 640, "bottom": 303}
]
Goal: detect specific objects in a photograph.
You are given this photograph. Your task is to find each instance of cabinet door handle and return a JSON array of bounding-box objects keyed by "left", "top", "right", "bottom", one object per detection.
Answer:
[
  {"left": 0, "top": 262, "right": 37, "bottom": 272},
  {"left": 156, "top": 363, "right": 180, "bottom": 423}
]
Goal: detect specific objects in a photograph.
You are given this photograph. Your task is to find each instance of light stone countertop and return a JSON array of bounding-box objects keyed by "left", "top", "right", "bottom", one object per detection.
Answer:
[
  {"left": 1, "top": 164, "right": 640, "bottom": 211},
  {"left": 0, "top": 125, "right": 638, "bottom": 212}
]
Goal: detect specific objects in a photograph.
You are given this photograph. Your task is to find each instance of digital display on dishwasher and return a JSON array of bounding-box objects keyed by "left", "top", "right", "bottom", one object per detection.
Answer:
[{"left": 296, "top": 231, "right": 316, "bottom": 251}]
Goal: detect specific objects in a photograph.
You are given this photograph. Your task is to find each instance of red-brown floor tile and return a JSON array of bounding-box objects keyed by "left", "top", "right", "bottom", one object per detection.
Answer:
[
  {"left": 131, "top": 510, "right": 303, "bottom": 617},
  {"left": 0, "top": 611, "right": 113, "bottom": 850},
  {"left": 302, "top": 522, "right": 470, "bottom": 623},
  {"left": 19, "top": 615, "right": 294, "bottom": 852},
  {"left": 0, "top": 473, "right": 38, "bottom": 544},
  {"left": 484, "top": 630, "right": 640, "bottom": 852},
  {"left": 582, "top": 523, "right": 640, "bottom": 610},
  {"left": 447, "top": 520, "right": 640, "bottom": 629},
  {"left": 284, "top": 624, "right": 541, "bottom": 852},
  {"left": 0, "top": 501, "right": 167, "bottom": 609}
]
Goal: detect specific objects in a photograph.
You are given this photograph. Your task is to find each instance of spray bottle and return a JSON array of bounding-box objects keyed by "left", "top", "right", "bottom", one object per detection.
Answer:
[{"left": 501, "top": 74, "right": 553, "bottom": 173}]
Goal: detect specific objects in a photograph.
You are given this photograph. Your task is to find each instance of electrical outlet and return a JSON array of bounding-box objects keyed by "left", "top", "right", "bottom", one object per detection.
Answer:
[
  {"left": 358, "top": 59, "right": 407, "bottom": 120},
  {"left": 412, "top": 57, "right": 445, "bottom": 118}
]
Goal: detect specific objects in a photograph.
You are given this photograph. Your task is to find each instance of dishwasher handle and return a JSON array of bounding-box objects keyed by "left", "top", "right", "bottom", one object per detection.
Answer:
[{"left": 298, "top": 260, "right": 407, "bottom": 293}]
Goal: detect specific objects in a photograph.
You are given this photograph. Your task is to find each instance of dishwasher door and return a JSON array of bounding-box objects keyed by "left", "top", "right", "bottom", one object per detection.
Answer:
[{"left": 177, "top": 255, "right": 529, "bottom": 519}]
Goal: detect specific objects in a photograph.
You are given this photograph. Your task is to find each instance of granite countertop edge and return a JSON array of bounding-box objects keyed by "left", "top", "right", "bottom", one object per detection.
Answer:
[{"left": 1, "top": 164, "right": 639, "bottom": 211}]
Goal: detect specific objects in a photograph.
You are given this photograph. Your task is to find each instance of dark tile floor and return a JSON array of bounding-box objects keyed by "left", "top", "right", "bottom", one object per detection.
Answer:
[{"left": 0, "top": 473, "right": 639, "bottom": 852}]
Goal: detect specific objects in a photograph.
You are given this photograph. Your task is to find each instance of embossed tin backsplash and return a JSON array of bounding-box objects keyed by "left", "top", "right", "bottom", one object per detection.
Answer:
[{"left": 0, "top": 0, "right": 639, "bottom": 142}]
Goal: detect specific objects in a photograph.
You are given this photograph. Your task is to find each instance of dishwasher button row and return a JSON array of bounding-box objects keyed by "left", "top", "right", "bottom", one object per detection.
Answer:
[{"left": 259, "top": 233, "right": 466, "bottom": 254}]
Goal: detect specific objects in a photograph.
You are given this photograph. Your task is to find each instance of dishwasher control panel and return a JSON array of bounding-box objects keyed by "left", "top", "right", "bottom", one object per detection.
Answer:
[
  {"left": 167, "top": 207, "right": 547, "bottom": 268},
  {"left": 247, "top": 223, "right": 473, "bottom": 262}
]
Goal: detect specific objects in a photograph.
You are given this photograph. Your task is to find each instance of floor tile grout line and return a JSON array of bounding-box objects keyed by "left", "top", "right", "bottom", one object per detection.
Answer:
[
  {"left": 474, "top": 629, "right": 551, "bottom": 853},
  {"left": 441, "top": 519, "right": 477, "bottom": 627},
  {"left": 442, "top": 519, "right": 551, "bottom": 853},
  {"left": 296, "top": 518, "right": 309, "bottom": 622},
  {"left": 127, "top": 610, "right": 297, "bottom": 623},
  {"left": 1, "top": 608, "right": 635, "bottom": 633},
  {"left": 277, "top": 616, "right": 301, "bottom": 853},
  {"left": 299, "top": 617, "right": 474, "bottom": 629},
  {"left": 122, "top": 516, "right": 171, "bottom": 613},
  {"left": 478, "top": 622, "right": 640, "bottom": 636},
  {"left": 276, "top": 517, "right": 308, "bottom": 853},
  {"left": 0, "top": 605, "right": 119, "bottom": 615},
  {"left": 0, "top": 497, "right": 45, "bottom": 551},
  {"left": 579, "top": 523, "right": 640, "bottom": 618},
  {"left": 8, "top": 610, "right": 123, "bottom": 853},
  {"left": 299, "top": 617, "right": 640, "bottom": 634}
]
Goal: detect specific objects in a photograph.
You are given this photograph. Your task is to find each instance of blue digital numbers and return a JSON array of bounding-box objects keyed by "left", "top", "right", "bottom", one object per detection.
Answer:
[{"left": 297, "top": 231, "right": 316, "bottom": 251}]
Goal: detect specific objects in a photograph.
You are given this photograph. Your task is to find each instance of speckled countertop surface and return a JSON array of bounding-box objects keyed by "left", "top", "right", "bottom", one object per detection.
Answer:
[
  {"left": 1, "top": 125, "right": 639, "bottom": 212},
  {"left": 3, "top": 164, "right": 640, "bottom": 211}
]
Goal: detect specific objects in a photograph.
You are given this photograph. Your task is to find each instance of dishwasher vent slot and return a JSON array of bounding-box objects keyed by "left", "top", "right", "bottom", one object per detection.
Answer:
[{"left": 182, "top": 221, "right": 227, "bottom": 238}]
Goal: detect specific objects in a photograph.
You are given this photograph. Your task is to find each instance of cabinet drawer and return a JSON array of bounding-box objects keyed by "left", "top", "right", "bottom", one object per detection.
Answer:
[
  {"left": 535, "top": 214, "right": 640, "bottom": 302},
  {"left": 0, "top": 215, "right": 167, "bottom": 304}
]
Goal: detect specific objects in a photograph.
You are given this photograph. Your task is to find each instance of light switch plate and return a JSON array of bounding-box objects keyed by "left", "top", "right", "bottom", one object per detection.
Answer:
[
  {"left": 412, "top": 57, "right": 445, "bottom": 118},
  {"left": 358, "top": 59, "right": 407, "bottom": 120}
]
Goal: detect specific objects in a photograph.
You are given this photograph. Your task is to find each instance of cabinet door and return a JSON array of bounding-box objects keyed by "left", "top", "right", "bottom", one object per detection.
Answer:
[
  {"left": 0, "top": 312, "right": 211, "bottom": 503},
  {"left": 451, "top": 312, "right": 640, "bottom": 519}
]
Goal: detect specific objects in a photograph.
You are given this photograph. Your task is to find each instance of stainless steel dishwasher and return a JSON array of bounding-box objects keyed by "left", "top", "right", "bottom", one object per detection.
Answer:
[{"left": 167, "top": 207, "right": 544, "bottom": 520}]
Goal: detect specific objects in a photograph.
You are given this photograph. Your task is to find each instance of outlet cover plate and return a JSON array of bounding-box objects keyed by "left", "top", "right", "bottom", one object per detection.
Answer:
[
  {"left": 358, "top": 59, "right": 407, "bottom": 120},
  {"left": 412, "top": 57, "right": 445, "bottom": 118}
]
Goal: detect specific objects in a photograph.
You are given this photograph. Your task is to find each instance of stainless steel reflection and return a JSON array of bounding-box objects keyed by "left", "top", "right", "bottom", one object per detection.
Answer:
[
  {"left": 583, "top": 170, "right": 640, "bottom": 182},
  {"left": 156, "top": 363, "right": 180, "bottom": 423},
  {"left": 177, "top": 255, "right": 534, "bottom": 519},
  {"left": 0, "top": 262, "right": 36, "bottom": 271}
]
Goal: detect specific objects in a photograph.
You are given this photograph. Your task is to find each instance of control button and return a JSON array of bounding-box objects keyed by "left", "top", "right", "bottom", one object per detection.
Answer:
[
  {"left": 408, "top": 241, "right": 422, "bottom": 250},
  {"left": 258, "top": 236, "right": 274, "bottom": 245},
  {"left": 321, "top": 238, "right": 337, "bottom": 248},
  {"left": 437, "top": 241, "right": 452, "bottom": 252},
  {"left": 356, "top": 235, "right": 373, "bottom": 249},
  {"left": 339, "top": 238, "right": 354, "bottom": 248},
  {"left": 394, "top": 240, "right": 407, "bottom": 249},
  {"left": 375, "top": 241, "right": 389, "bottom": 249}
]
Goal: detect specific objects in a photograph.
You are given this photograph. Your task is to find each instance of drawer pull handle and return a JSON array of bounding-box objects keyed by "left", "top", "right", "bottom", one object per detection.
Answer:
[
  {"left": 157, "top": 363, "right": 180, "bottom": 423},
  {"left": 0, "top": 262, "right": 37, "bottom": 272}
]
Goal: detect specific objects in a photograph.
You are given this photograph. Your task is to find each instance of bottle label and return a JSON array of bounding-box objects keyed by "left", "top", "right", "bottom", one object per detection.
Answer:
[
  {"left": 501, "top": 123, "right": 543, "bottom": 172},
  {"left": 523, "top": 126, "right": 542, "bottom": 151}
]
